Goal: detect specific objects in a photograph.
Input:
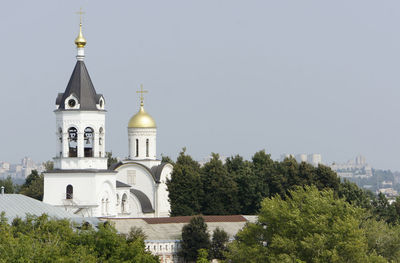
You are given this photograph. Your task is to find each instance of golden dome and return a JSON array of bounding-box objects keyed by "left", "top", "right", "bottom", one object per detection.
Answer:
[
  {"left": 75, "top": 23, "right": 86, "bottom": 48},
  {"left": 128, "top": 106, "right": 157, "bottom": 128}
]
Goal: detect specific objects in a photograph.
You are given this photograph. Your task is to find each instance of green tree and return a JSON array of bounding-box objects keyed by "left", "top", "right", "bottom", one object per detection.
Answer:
[
  {"left": 196, "top": 249, "right": 209, "bottom": 263},
  {"left": 339, "top": 179, "right": 372, "bottom": 209},
  {"left": 180, "top": 216, "right": 211, "bottom": 262},
  {"left": 126, "top": 226, "right": 147, "bottom": 243},
  {"left": 314, "top": 164, "right": 340, "bottom": 192},
  {"left": 210, "top": 227, "right": 229, "bottom": 260},
  {"left": 363, "top": 219, "right": 400, "bottom": 262},
  {"left": 19, "top": 170, "right": 43, "bottom": 201},
  {"left": 167, "top": 148, "right": 203, "bottom": 216},
  {"left": 226, "top": 186, "right": 385, "bottom": 263},
  {"left": 43, "top": 160, "right": 54, "bottom": 171},
  {"left": 0, "top": 176, "right": 16, "bottom": 193},
  {"left": 372, "top": 193, "right": 397, "bottom": 224},
  {"left": 251, "top": 150, "right": 276, "bottom": 198},
  {"left": 226, "top": 155, "right": 260, "bottom": 214},
  {"left": 106, "top": 151, "right": 118, "bottom": 169},
  {"left": 161, "top": 155, "right": 175, "bottom": 165},
  {"left": 0, "top": 213, "right": 159, "bottom": 263},
  {"left": 201, "top": 153, "right": 240, "bottom": 215}
]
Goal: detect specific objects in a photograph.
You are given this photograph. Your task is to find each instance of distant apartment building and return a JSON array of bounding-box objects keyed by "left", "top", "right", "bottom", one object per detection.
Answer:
[
  {"left": 330, "top": 155, "right": 372, "bottom": 178},
  {"left": 281, "top": 153, "right": 322, "bottom": 167},
  {"left": 0, "top": 157, "right": 44, "bottom": 180}
]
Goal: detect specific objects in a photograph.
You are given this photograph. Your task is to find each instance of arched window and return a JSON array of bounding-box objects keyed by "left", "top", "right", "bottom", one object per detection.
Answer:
[
  {"left": 146, "top": 139, "right": 149, "bottom": 157},
  {"left": 135, "top": 139, "right": 139, "bottom": 157},
  {"left": 68, "top": 127, "right": 78, "bottom": 157},
  {"left": 121, "top": 193, "right": 127, "bottom": 213},
  {"left": 66, "top": 185, "right": 73, "bottom": 199},
  {"left": 84, "top": 127, "right": 94, "bottom": 157},
  {"left": 105, "top": 198, "right": 109, "bottom": 215}
]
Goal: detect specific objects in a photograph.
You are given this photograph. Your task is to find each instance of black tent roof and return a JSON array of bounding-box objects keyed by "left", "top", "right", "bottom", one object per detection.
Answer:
[{"left": 56, "top": 61, "right": 103, "bottom": 111}]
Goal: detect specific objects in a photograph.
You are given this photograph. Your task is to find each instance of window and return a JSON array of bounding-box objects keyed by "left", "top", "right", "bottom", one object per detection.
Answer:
[
  {"left": 127, "top": 170, "right": 136, "bottom": 185},
  {"left": 84, "top": 127, "right": 94, "bottom": 157},
  {"left": 68, "top": 127, "right": 78, "bottom": 157},
  {"left": 121, "top": 193, "right": 127, "bottom": 213},
  {"left": 146, "top": 139, "right": 149, "bottom": 157},
  {"left": 66, "top": 185, "right": 73, "bottom": 199},
  {"left": 105, "top": 198, "right": 109, "bottom": 215},
  {"left": 135, "top": 139, "right": 139, "bottom": 157},
  {"left": 68, "top": 99, "right": 76, "bottom": 107}
]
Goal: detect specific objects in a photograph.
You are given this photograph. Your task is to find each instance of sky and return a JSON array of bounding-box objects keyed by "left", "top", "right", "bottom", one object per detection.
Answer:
[{"left": 1, "top": 0, "right": 400, "bottom": 170}]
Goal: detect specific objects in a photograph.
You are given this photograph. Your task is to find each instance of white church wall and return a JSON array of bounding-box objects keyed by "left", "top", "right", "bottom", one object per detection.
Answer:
[
  {"left": 116, "top": 164, "right": 156, "bottom": 207},
  {"left": 97, "top": 176, "right": 117, "bottom": 217},
  {"left": 128, "top": 128, "right": 156, "bottom": 160},
  {"left": 43, "top": 173, "right": 97, "bottom": 206},
  {"left": 54, "top": 111, "right": 107, "bottom": 169},
  {"left": 43, "top": 172, "right": 117, "bottom": 217},
  {"left": 157, "top": 164, "right": 173, "bottom": 217}
]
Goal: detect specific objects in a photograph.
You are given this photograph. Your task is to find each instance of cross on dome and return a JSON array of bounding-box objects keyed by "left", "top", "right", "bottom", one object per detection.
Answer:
[
  {"left": 75, "top": 8, "right": 86, "bottom": 49},
  {"left": 137, "top": 84, "right": 148, "bottom": 107},
  {"left": 76, "top": 8, "right": 85, "bottom": 24}
]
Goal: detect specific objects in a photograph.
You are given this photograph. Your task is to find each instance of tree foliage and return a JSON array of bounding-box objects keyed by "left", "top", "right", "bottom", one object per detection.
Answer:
[
  {"left": 210, "top": 227, "right": 229, "bottom": 260},
  {"left": 180, "top": 216, "right": 210, "bottom": 262},
  {"left": 225, "top": 186, "right": 387, "bottom": 263},
  {"left": 106, "top": 151, "right": 119, "bottom": 169},
  {"left": 19, "top": 170, "right": 43, "bottom": 201},
  {"left": 0, "top": 177, "right": 16, "bottom": 193},
  {"left": 201, "top": 153, "right": 240, "bottom": 215},
  {"left": 0, "top": 213, "right": 159, "bottom": 263},
  {"left": 167, "top": 149, "right": 203, "bottom": 216},
  {"left": 196, "top": 249, "right": 209, "bottom": 263},
  {"left": 168, "top": 149, "right": 361, "bottom": 216}
]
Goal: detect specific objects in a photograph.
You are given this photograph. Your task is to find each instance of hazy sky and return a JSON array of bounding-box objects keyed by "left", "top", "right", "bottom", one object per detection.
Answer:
[{"left": 1, "top": 0, "right": 400, "bottom": 170}]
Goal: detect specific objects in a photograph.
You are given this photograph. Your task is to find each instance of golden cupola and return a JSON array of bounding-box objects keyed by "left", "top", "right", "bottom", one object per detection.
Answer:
[
  {"left": 128, "top": 85, "right": 157, "bottom": 128},
  {"left": 75, "top": 23, "right": 87, "bottom": 48}
]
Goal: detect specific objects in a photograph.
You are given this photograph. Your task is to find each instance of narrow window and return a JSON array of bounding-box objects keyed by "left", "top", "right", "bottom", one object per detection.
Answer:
[
  {"left": 146, "top": 139, "right": 149, "bottom": 157},
  {"left": 68, "top": 127, "right": 78, "bottom": 157},
  {"left": 105, "top": 198, "right": 109, "bottom": 215},
  {"left": 66, "top": 185, "right": 73, "bottom": 199},
  {"left": 135, "top": 139, "right": 139, "bottom": 157},
  {"left": 84, "top": 127, "right": 94, "bottom": 157},
  {"left": 121, "top": 193, "right": 127, "bottom": 213}
]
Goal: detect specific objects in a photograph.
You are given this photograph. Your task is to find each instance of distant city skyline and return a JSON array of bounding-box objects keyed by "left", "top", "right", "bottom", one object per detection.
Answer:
[{"left": 1, "top": 1, "right": 400, "bottom": 170}]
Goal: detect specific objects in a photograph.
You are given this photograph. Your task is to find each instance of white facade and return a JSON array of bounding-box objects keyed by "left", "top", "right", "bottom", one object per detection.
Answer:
[
  {"left": 43, "top": 26, "right": 172, "bottom": 218},
  {"left": 54, "top": 110, "right": 107, "bottom": 169},
  {"left": 43, "top": 171, "right": 116, "bottom": 217},
  {"left": 128, "top": 128, "right": 157, "bottom": 160}
]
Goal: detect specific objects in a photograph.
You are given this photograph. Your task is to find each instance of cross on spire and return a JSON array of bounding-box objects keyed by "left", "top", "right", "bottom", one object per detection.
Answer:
[
  {"left": 137, "top": 84, "right": 148, "bottom": 107},
  {"left": 76, "top": 8, "right": 85, "bottom": 24}
]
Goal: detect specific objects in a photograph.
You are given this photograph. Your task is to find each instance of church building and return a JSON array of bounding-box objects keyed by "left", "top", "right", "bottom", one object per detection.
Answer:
[{"left": 43, "top": 21, "right": 172, "bottom": 218}]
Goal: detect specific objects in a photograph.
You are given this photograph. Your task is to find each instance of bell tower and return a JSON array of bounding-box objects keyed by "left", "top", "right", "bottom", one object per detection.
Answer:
[
  {"left": 53, "top": 20, "right": 107, "bottom": 170},
  {"left": 43, "top": 17, "right": 117, "bottom": 218}
]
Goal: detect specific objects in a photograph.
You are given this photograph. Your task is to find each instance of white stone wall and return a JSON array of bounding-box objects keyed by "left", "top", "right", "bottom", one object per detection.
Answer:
[
  {"left": 116, "top": 163, "right": 156, "bottom": 207},
  {"left": 146, "top": 240, "right": 180, "bottom": 263},
  {"left": 128, "top": 128, "right": 157, "bottom": 160},
  {"left": 43, "top": 171, "right": 116, "bottom": 217},
  {"left": 156, "top": 164, "right": 173, "bottom": 217},
  {"left": 55, "top": 110, "right": 107, "bottom": 169}
]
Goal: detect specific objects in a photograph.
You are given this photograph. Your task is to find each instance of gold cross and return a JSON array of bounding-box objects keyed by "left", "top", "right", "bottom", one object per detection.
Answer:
[
  {"left": 76, "top": 8, "right": 85, "bottom": 24},
  {"left": 136, "top": 84, "right": 148, "bottom": 106}
]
